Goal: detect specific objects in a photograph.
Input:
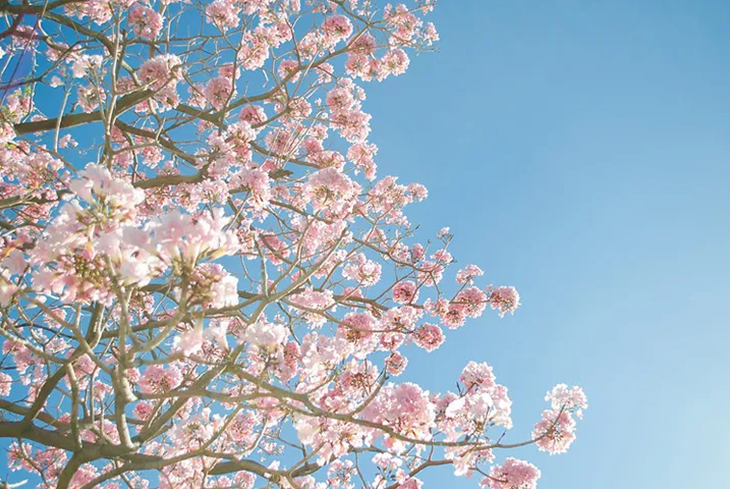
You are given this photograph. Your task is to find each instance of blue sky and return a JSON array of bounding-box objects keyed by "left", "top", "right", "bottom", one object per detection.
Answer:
[{"left": 364, "top": 0, "right": 730, "bottom": 488}]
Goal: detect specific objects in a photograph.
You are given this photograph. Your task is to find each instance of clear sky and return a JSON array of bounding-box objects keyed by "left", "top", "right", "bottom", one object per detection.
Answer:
[{"left": 363, "top": 0, "right": 730, "bottom": 488}]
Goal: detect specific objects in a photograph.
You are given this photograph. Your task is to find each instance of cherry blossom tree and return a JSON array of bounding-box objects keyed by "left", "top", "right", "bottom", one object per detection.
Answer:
[{"left": 0, "top": 1, "right": 587, "bottom": 488}]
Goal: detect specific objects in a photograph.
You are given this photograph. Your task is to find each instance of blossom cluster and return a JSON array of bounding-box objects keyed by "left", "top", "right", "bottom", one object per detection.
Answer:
[{"left": 0, "top": 1, "right": 588, "bottom": 489}]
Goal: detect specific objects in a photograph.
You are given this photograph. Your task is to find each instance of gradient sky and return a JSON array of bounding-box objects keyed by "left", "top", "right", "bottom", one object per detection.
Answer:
[{"left": 362, "top": 0, "right": 730, "bottom": 488}]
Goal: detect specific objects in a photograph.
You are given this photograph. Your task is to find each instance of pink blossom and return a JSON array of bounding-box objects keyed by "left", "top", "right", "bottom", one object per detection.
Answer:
[
  {"left": 278, "top": 58, "right": 301, "bottom": 82},
  {"left": 218, "top": 62, "right": 241, "bottom": 79},
  {"left": 70, "top": 54, "right": 103, "bottom": 78},
  {"left": 347, "top": 142, "right": 378, "bottom": 180},
  {"left": 139, "top": 364, "right": 183, "bottom": 394},
  {"left": 337, "top": 311, "right": 378, "bottom": 355},
  {"left": 304, "top": 167, "right": 361, "bottom": 217},
  {"left": 532, "top": 385, "right": 587, "bottom": 454},
  {"left": 364, "top": 382, "right": 436, "bottom": 448},
  {"left": 423, "top": 22, "right": 439, "bottom": 45},
  {"left": 206, "top": 0, "right": 240, "bottom": 30},
  {"left": 204, "top": 76, "right": 235, "bottom": 110},
  {"left": 58, "top": 134, "right": 78, "bottom": 148},
  {"left": 381, "top": 49, "right": 410, "bottom": 78},
  {"left": 129, "top": 5, "right": 164, "bottom": 39},
  {"left": 327, "top": 459, "right": 355, "bottom": 489},
  {"left": 189, "top": 263, "right": 239, "bottom": 309},
  {"left": 322, "top": 15, "right": 353, "bottom": 44},
  {"left": 151, "top": 208, "right": 240, "bottom": 264},
  {"left": 331, "top": 108, "right": 372, "bottom": 143},
  {"left": 413, "top": 323, "right": 445, "bottom": 352},
  {"left": 133, "top": 401, "right": 154, "bottom": 421},
  {"left": 533, "top": 409, "right": 577, "bottom": 454},
  {"left": 173, "top": 328, "right": 204, "bottom": 356},
  {"left": 288, "top": 287, "right": 335, "bottom": 328},
  {"left": 342, "top": 253, "right": 382, "bottom": 286},
  {"left": 233, "top": 167, "right": 271, "bottom": 210},
  {"left": 456, "top": 264, "right": 484, "bottom": 284},
  {"left": 385, "top": 351, "right": 408, "bottom": 376},
  {"left": 398, "top": 478, "right": 423, "bottom": 489},
  {"left": 204, "top": 320, "right": 230, "bottom": 350},
  {"left": 487, "top": 285, "right": 521, "bottom": 317},
  {"left": 240, "top": 104, "right": 267, "bottom": 124},
  {"left": 453, "top": 286, "right": 488, "bottom": 318},
  {"left": 546, "top": 384, "right": 588, "bottom": 417},
  {"left": 392, "top": 281, "right": 418, "bottom": 304},
  {"left": 460, "top": 361, "right": 496, "bottom": 392},
  {"left": 481, "top": 458, "right": 541, "bottom": 489},
  {"left": 138, "top": 54, "right": 183, "bottom": 88},
  {"left": 0, "top": 372, "right": 12, "bottom": 396},
  {"left": 69, "top": 163, "right": 145, "bottom": 215},
  {"left": 242, "top": 320, "right": 288, "bottom": 349}
]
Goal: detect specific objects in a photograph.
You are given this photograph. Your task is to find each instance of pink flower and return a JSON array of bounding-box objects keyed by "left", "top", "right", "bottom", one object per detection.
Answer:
[
  {"left": 206, "top": 0, "right": 240, "bottom": 30},
  {"left": 233, "top": 167, "right": 271, "bottom": 209},
  {"left": 398, "top": 478, "right": 422, "bottom": 489},
  {"left": 481, "top": 458, "right": 541, "bottom": 489},
  {"left": 327, "top": 459, "right": 355, "bottom": 489},
  {"left": 532, "top": 385, "right": 587, "bottom": 454},
  {"left": 151, "top": 208, "right": 240, "bottom": 264},
  {"left": 69, "top": 164, "right": 145, "bottom": 215},
  {"left": 342, "top": 253, "right": 382, "bottom": 286},
  {"left": 487, "top": 285, "right": 521, "bottom": 317},
  {"left": 188, "top": 263, "right": 239, "bottom": 309},
  {"left": 278, "top": 58, "right": 301, "bottom": 82},
  {"left": 381, "top": 49, "right": 410, "bottom": 78},
  {"left": 173, "top": 328, "right": 204, "bottom": 356},
  {"left": 58, "top": 134, "right": 78, "bottom": 148},
  {"left": 242, "top": 320, "right": 288, "bottom": 349},
  {"left": 546, "top": 384, "right": 588, "bottom": 416},
  {"left": 331, "top": 109, "right": 371, "bottom": 143},
  {"left": 460, "top": 361, "right": 496, "bottom": 392},
  {"left": 304, "top": 167, "right": 361, "bottom": 217},
  {"left": 392, "top": 281, "right": 418, "bottom": 304},
  {"left": 239, "top": 104, "right": 266, "bottom": 124},
  {"left": 204, "top": 320, "right": 230, "bottom": 350},
  {"left": 533, "top": 409, "right": 577, "bottom": 454},
  {"left": 138, "top": 54, "right": 183, "bottom": 88},
  {"left": 288, "top": 287, "right": 335, "bottom": 328},
  {"left": 363, "top": 383, "right": 435, "bottom": 447},
  {"left": 0, "top": 372, "right": 12, "bottom": 396},
  {"left": 70, "top": 54, "right": 103, "bottom": 78},
  {"left": 385, "top": 351, "right": 408, "bottom": 376},
  {"left": 322, "top": 15, "right": 353, "bottom": 44},
  {"left": 453, "top": 286, "right": 488, "bottom": 319},
  {"left": 413, "top": 323, "right": 445, "bottom": 352},
  {"left": 456, "top": 264, "right": 484, "bottom": 284},
  {"left": 204, "top": 76, "right": 235, "bottom": 110},
  {"left": 129, "top": 5, "right": 164, "bottom": 39},
  {"left": 139, "top": 364, "right": 183, "bottom": 394},
  {"left": 133, "top": 401, "right": 154, "bottom": 421},
  {"left": 347, "top": 142, "right": 378, "bottom": 180},
  {"left": 218, "top": 62, "right": 241, "bottom": 79},
  {"left": 424, "top": 22, "right": 439, "bottom": 45},
  {"left": 337, "top": 312, "right": 379, "bottom": 358}
]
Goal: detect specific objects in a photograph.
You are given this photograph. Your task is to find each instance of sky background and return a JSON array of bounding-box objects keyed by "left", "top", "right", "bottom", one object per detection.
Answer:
[{"left": 364, "top": 0, "right": 730, "bottom": 488}]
